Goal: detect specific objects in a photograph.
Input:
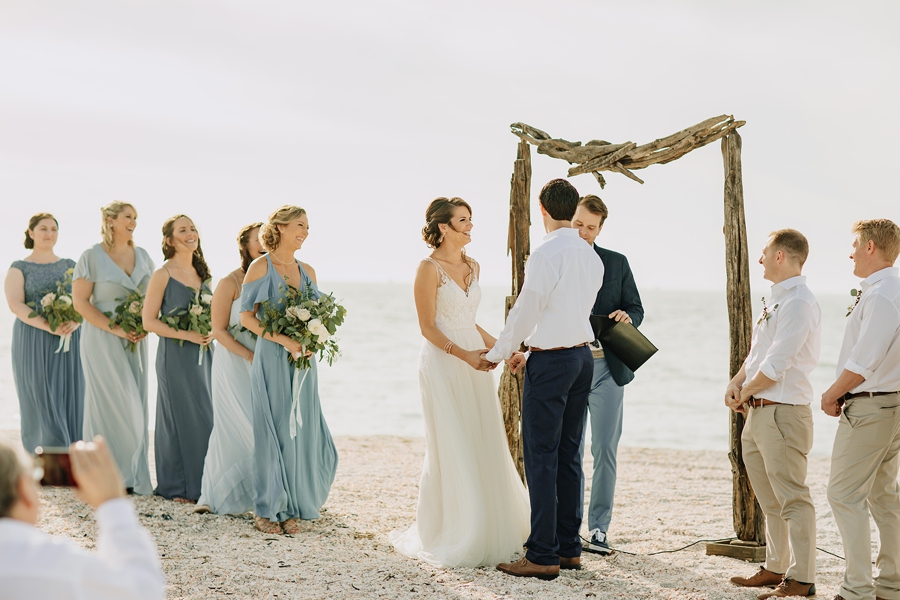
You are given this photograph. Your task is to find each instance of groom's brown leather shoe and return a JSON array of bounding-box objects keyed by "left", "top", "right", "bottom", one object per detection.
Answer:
[
  {"left": 497, "top": 557, "right": 560, "bottom": 580},
  {"left": 558, "top": 556, "right": 581, "bottom": 570}
]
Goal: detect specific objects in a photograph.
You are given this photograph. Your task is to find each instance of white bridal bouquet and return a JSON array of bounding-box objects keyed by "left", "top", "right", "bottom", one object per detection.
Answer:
[
  {"left": 162, "top": 282, "right": 213, "bottom": 364},
  {"left": 258, "top": 282, "right": 346, "bottom": 436},
  {"left": 27, "top": 267, "right": 82, "bottom": 353}
]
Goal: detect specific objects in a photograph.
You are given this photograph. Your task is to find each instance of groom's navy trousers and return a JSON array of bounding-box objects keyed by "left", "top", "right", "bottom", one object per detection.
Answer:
[{"left": 522, "top": 344, "right": 594, "bottom": 565}]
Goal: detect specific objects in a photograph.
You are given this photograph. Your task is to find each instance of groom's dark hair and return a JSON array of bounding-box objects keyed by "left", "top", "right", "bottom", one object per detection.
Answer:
[{"left": 539, "top": 179, "right": 580, "bottom": 221}]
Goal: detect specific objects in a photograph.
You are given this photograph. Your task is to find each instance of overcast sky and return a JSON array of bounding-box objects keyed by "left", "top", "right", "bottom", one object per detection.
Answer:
[{"left": 1, "top": 0, "right": 897, "bottom": 294}]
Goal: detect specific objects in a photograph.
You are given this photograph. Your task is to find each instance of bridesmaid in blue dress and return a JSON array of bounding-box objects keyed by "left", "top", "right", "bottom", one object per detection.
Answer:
[
  {"left": 3, "top": 213, "right": 84, "bottom": 451},
  {"left": 240, "top": 205, "right": 338, "bottom": 534},
  {"left": 143, "top": 215, "right": 214, "bottom": 503},
  {"left": 196, "top": 222, "right": 265, "bottom": 515},
  {"left": 72, "top": 201, "right": 155, "bottom": 494}
]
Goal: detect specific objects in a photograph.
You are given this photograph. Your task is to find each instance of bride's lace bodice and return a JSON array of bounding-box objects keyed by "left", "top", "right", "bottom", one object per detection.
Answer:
[{"left": 427, "top": 257, "right": 481, "bottom": 333}]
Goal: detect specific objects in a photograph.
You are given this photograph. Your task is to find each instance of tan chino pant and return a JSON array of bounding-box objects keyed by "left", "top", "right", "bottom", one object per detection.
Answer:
[
  {"left": 828, "top": 393, "right": 900, "bottom": 600},
  {"left": 742, "top": 403, "right": 816, "bottom": 583}
]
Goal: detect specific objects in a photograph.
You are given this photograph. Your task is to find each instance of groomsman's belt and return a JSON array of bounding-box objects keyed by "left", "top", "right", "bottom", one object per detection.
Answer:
[
  {"left": 529, "top": 342, "right": 589, "bottom": 352},
  {"left": 840, "top": 390, "right": 900, "bottom": 404},
  {"left": 746, "top": 397, "right": 783, "bottom": 408}
]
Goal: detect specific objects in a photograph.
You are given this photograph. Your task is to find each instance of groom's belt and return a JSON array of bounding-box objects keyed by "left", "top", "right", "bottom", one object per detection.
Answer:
[
  {"left": 746, "top": 397, "right": 783, "bottom": 408},
  {"left": 529, "top": 342, "right": 589, "bottom": 353},
  {"left": 839, "top": 390, "right": 900, "bottom": 405}
]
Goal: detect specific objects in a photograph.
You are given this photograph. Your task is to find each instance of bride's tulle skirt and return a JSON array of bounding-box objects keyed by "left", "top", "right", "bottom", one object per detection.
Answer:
[{"left": 389, "top": 328, "right": 530, "bottom": 567}]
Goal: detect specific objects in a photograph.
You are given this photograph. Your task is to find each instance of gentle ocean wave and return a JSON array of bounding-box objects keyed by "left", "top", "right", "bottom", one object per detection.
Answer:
[{"left": 0, "top": 285, "right": 850, "bottom": 455}]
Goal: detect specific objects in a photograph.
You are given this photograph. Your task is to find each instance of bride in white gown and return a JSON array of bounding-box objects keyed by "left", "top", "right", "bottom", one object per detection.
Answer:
[{"left": 390, "top": 197, "right": 530, "bottom": 568}]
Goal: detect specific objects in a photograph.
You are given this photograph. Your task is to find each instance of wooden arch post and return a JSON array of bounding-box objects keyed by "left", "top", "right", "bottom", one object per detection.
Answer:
[{"left": 499, "top": 117, "right": 766, "bottom": 554}]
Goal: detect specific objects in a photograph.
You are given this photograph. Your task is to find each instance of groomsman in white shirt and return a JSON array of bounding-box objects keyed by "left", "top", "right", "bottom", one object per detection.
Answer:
[
  {"left": 488, "top": 179, "right": 604, "bottom": 580},
  {"left": 725, "top": 229, "right": 821, "bottom": 599},
  {"left": 821, "top": 219, "right": 900, "bottom": 600},
  {"left": 0, "top": 437, "right": 165, "bottom": 600}
]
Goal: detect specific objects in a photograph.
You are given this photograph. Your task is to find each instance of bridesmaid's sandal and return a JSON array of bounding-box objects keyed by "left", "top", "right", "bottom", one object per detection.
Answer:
[
  {"left": 193, "top": 504, "right": 211, "bottom": 514},
  {"left": 281, "top": 518, "right": 302, "bottom": 535},
  {"left": 254, "top": 516, "right": 282, "bottom": 534}
]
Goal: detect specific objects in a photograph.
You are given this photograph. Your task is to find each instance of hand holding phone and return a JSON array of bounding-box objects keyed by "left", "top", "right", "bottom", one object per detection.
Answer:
[{"left": 34, "top": 447, "right": 76, "bottom": 487}]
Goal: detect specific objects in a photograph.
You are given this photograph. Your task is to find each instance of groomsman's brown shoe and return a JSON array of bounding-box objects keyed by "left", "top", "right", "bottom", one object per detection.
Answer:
[
  {"left": 558, "top": 556, "right": 581, "bottom": 570},
  {"left": 497, "top": 557, "right": 560, "bottom": 580},
  {"left": 731, "top": 566, "right": 784, "bottom": 587},
  {"left": 757, "top": 579, "right": 815, "bottom": 598}
]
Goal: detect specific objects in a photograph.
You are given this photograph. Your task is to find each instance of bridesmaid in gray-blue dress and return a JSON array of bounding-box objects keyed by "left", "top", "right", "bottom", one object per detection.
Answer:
[
  {"left": 72, "top": 201, "right": 155, "bottom": 494},
  {"left": 3, "top": 213, "right": 84, "bottom": 452},
  {"left": 143, "top": 214, "right": 214, "bottom": 502},
  {"left": 240, "top": 206, "right": 337, "bottom": 534}
]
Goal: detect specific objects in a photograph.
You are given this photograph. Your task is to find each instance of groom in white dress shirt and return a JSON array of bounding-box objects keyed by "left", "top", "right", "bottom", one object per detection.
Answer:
[{"left": 488, "top": 179, "right": 604, "bottom": 580}]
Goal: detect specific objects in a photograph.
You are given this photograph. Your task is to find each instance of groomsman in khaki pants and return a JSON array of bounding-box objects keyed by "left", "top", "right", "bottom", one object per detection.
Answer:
[
  {"left": 726, "top": 229, "right": 821, "bottom": 599},
  {"left": 821, "top": 219, "right": 900, "bottom": 600}
]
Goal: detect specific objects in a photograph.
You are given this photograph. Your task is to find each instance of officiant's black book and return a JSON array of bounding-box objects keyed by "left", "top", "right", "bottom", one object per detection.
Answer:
[{"left": 590, "top": 315, "right": 658, "bottom": 372}]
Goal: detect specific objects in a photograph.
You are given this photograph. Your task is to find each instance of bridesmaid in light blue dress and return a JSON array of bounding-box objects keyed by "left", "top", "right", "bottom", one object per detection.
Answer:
[
  {"left": 196, "top": 222, "right": 265, "bottom": 515},
  {"left": 143, "top": 215, "right": 215, "bottom": 503},
  {"left": 240, "top": 206, "right": 337, "bottom": 534},
  {"left": 4, "top": 213, "right": 84, "bottom": 452},
  {"left": 72, "top": 201, "right": 154, "bottom": 494}
]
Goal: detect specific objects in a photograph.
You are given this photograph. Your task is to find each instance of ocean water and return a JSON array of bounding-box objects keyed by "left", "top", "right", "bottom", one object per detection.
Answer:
[{"left": 0, "top": 284, "right": 850, "bottom": 455}]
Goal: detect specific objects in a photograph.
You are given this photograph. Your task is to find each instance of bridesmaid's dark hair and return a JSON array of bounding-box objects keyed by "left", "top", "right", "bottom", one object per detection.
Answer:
[
  {"left": 422, "top": 197, "right": 472, "bottom": 249},
  {"left": 161, "top": 214, "right": 211, "bottom": 281},
  {"left": 24, "top": 213, "right": 58, "bottom": 249},
  {"left": 237, "top": 222, "right": 264, "bottom": 273}
]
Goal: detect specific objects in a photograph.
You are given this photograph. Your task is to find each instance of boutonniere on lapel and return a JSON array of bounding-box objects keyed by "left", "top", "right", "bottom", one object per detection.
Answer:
[
  {"left": 846, "top": 288, "right": 862, "bottom": 317},
  {"left": 757, "top": 296, "right": 779, "bottom": 325}
]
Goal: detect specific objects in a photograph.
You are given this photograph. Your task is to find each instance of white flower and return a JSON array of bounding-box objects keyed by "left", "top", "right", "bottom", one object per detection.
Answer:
[
  {"left": 200, "top": 293, "right": 213, "bottom": 305},
  {"left": 58, "top": 295, "right": 72, "bottom": 307},
  {"left": 286, "top": 306, "right": 310, "bottom": 322},
  {"left": 40, "top": 293, "right": 56, "bottom": 308},
  {"left": 190, "top": 304, "right": 204, "bottom": 316},
  {"left": 128, "top": 301, "right": 142, "bottom": 314},
  {"left": 308, "top": 319, "right": 330, "bottom": 340},
  {"left": 296, "top": 308, "right": 311, "bottom": 322}
]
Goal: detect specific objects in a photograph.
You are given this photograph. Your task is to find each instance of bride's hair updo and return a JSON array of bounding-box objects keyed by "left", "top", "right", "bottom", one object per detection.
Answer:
[
  {"left": 260, "top": 205, "right": 306, "bottom": 252},
  {"left": 422, "top": 197, "right": 472, "bottom": 249}
]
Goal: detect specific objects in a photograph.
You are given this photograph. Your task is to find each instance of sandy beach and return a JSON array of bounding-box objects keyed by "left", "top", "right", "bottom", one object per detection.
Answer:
[{"left": 1, "top": 429, "right": 864, "bottom": 599}]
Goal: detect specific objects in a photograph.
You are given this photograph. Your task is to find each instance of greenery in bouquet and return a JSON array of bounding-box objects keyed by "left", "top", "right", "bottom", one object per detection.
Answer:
[
  {"left": 258, "top": 282, "right": 346, "bottom": 370},
  {"left": 27, "top": 267, "right": 83, "bottom": 332},
  {"left": 104, "top": 289, "right": 147, "bottom": 353},
  {"left": 162, "top": 281, "right": 213, "bottom": 357}
]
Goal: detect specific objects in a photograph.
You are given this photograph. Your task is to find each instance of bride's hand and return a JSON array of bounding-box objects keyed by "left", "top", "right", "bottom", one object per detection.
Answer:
[{"left": 461, "top": 349, "right": 494, "bottom": 371}]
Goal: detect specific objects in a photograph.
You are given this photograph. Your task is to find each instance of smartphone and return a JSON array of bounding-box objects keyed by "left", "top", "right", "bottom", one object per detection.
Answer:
[{"left": 34, "top": 446, "right": 77, "bottom": 487}]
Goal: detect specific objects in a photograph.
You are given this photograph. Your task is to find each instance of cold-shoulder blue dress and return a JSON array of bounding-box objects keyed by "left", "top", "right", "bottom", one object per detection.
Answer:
[
  {"left": 154, "top": 274, "right": 214, "bottom": 501},
  {"left": 10, "top": 259, "right": 84, "bottom": 452},
  {"left": 74, "top": 244, "right": 155, "bottom": 494},
  {"left": 241, "top": 255, "right": 337, "bottom": 521}
]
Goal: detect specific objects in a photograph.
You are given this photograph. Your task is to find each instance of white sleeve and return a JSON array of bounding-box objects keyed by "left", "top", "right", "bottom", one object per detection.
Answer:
[
  {"left": 79, "top": 499, "right": 166, "bottom": 600},
  {"left": 486, "top": 252, "right": 555, "bottom": 362},
  {"left": 845, "top": 294, "right": 900, "bottom": 379}
]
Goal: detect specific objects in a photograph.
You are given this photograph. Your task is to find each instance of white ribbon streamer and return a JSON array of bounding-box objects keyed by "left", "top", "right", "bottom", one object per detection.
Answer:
[
  {"left": 289, "top": 349, "right": 310, "bottom": 439},
  {"left": 198, "top": 345, "right": 204, "bottom": 365},
  {"left": 55, "top": 333, "right": 71, "bottom": 354}
]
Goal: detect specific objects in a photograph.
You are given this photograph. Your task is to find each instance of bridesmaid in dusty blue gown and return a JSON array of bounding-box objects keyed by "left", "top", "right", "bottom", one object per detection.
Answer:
[
  {"left": 240, "top": 205, "right": 337, "bottom": 534},
  {"left": 196, "top": 222, "right": 265, "bottom": 515},
  {"left": 72, "top": 201, "right": 155, "bottom": 494},
  {"left": 4, "top": 213, "right": 84, "bottom": 452},
  {"left": 143, "top": 214, "right": 214, "bottom": 503}
]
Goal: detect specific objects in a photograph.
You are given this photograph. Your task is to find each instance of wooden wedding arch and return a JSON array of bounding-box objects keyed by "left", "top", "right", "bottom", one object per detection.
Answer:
[{"left": 498, "top": 115, "right": 766, "bottom": 556}]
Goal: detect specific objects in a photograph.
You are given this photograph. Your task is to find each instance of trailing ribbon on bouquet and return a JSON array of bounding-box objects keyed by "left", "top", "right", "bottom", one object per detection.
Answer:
[
  {"left": 55, "top": 333, "right": 72, "bottom": 354},
  {"left": 198, "top": 345, "right": 204, "bottom": 365},
  {"left": 289, "top": 350, "right": 311, "bottom": 439}
]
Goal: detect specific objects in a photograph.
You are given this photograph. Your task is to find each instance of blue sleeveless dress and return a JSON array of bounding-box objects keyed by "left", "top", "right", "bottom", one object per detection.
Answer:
[
  {"left": 154, "top": 275, "right": 214, "bottom": 500},
  {"left": 10, "top": 259, "right": 84, "bottom": 452},
  {"left": 241, "top": 255, "right": 337, "bottom": 521}
]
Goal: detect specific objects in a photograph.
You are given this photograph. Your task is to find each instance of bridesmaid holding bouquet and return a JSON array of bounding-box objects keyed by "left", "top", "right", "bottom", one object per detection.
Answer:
[
  {"left": 196, "top": 222, "right": 265, "bottom": 515},
  {"left": 4, "top": 213, "right": 84, "bottom": 451},
  {"left": 240, "top": 205, "right": 337, "bottom": 534},
  {"left": 143, "top": 215, "right": 214, "bottom": 502},
  {"left": 72, "top": 201, "right": 155, "bottom": 494}
]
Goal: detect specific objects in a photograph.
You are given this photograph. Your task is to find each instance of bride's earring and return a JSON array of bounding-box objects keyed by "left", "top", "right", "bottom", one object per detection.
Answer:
[{"left": 438, "top": 229, "right": 444, "bottom": 243}]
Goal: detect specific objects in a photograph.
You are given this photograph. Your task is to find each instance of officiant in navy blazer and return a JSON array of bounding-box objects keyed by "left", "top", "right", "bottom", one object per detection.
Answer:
[{"left": 572, "top": 195, "right": 644, "bottom": 556}]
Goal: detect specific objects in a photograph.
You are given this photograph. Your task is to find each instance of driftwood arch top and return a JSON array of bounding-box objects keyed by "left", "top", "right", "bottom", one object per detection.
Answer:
[{"left": 510, "top": 115, "right": 745, "bottom": 188}]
